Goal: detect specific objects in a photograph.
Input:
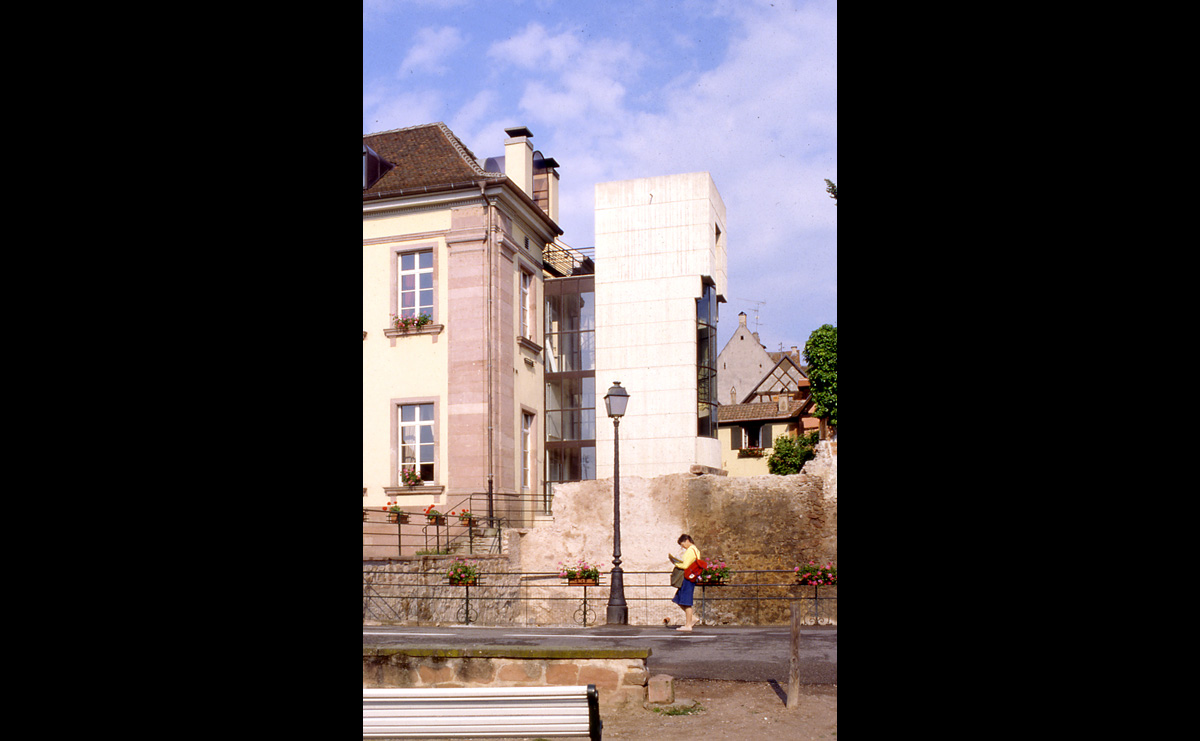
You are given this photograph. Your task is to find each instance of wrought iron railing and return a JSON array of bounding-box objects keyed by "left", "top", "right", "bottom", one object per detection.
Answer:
[{"left": 361, "top": 567, "right": 837, "bottom": 627}]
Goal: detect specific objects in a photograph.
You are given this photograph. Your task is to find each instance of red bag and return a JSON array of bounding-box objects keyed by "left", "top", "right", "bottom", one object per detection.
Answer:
[{"left": 684, "top": 559, "right": 708, "bottom": 582}]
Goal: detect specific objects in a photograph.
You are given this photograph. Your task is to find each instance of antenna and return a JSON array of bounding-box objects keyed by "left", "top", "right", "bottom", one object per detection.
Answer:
[{"left": 732, "top": 299, "right": 766, "bottom": 333}]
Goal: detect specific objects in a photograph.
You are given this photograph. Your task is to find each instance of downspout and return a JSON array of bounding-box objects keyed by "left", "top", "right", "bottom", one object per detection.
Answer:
[{"left": 481, "top": 183, "right": 495, "bottom": 520}]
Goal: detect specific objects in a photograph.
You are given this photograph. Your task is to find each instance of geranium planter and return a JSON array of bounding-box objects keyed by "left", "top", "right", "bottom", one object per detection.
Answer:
[{"left": 568, "top": 578, "right": 599, "bottom": 587}]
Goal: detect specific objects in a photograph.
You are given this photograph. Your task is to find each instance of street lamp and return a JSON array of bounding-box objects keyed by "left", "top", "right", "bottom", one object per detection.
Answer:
[{"left": 603, "top": 381, "right": 630, "bottom": 625}]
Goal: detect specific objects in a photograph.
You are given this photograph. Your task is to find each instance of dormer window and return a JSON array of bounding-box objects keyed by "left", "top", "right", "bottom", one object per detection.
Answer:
[{"left": 363, "top": 143, "right": 393, "bottom": 190}]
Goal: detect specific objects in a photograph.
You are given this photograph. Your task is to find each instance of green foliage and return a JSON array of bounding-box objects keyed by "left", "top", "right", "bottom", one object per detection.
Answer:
[
  {"left": 804, "top": 324, "right": 837, "bottom": 428},
  {"left": 767, "top": 432, "right": 820, "bottom": 475},
  {"left": 825, "top": 178, "right": 837, "bottom": 204}
]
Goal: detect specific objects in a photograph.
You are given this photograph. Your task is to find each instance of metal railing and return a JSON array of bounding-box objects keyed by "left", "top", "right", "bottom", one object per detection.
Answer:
[
  {"left": 361, "top": 568, "right": 837, "bottom": 627},
  {"left": 363, "top": 488, "right": 562, "bottom": 558}
]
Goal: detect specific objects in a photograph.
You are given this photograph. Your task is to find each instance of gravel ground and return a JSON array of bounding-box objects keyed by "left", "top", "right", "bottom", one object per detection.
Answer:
[{"left": 601, "top": 679, "right": 837, "bottom": 740}]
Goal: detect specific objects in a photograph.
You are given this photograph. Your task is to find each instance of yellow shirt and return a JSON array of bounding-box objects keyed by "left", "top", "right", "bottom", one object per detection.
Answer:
[{"left": 677, "top": 544, "right": 701, "bottom": 569}]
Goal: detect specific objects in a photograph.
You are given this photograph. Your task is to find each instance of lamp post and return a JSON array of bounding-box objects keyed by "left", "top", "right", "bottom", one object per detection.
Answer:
[{"left": 603, "top": 381, "right": 630, "bottom": 625}]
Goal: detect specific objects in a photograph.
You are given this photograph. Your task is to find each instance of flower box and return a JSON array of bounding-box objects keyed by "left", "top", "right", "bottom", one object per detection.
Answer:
[
  {"left": 697, "top": 560, "right": 732, "bottom": 585},
  {"left": 793, "top": 561, "right": 837, "bottom": 586},
  {"left": 447, "top": 557, "right": 478, "bottom": 587},
  {"left": 558, "top": 559, "right": 601, "bottom": 585},
  {"left": 568, "top": 578, "right": 599, "bottom": 587},
  {"left": 427, "top": 516, "right": 446, "bottom": 526}
]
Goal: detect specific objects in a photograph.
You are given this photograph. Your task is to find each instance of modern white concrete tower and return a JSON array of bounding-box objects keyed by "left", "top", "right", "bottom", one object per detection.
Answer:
[{"left": 594, "top": 173, "right": 728, "bottom": 478}]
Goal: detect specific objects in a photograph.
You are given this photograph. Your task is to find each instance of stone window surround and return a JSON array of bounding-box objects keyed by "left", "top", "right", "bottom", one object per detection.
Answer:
[
  {"left": 387, "top": 241, "right": 444, "bottom": 347},
  {"left": 387, "top": 396, "right": 445, "bottom": 499}
]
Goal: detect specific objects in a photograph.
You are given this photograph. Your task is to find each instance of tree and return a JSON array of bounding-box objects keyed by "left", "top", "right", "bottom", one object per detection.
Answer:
[
  {"left": 768, "top": 431, "right": 821, "bottom": 475},
  {"left": 825, "top": 179, "right": 837, "bottom": 205},
  {"left": 804, "top": 324, "right": 837, "bottom": 429}
]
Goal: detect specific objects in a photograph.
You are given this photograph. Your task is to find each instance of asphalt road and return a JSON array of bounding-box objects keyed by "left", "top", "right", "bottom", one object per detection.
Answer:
[{"left": 362, "top": 624, "right": 837, "bottom": 684}]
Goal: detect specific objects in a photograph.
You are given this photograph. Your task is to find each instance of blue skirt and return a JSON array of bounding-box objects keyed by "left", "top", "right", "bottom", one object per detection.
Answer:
[{"left": 672, "top": 579, "right": 695, "bottom": 607}]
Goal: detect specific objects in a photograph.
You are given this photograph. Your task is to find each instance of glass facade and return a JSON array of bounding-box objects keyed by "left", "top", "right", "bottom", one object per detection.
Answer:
[
  {"left": 544, "top": 276, "right": 596, "bottom": 513},
  {"left": 697, "top": 281, "right": 718, "bottom": 438}
]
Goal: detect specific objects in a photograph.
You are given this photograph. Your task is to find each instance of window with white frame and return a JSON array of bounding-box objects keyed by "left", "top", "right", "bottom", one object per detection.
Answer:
[
  {"left": 520, "top": 270, "right": 533, "bottom": 339},
  {"left": 399, "top": 251, "right": 434, "bottom": 321},
  {"left": 522, "top": 412, "right": 535, "bottom": 490},
  {"left": 399, "top": 403, "right": 435, "bottom": 483}
]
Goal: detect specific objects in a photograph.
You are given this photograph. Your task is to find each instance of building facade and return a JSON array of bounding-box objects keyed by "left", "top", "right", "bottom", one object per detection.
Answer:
[
  {"left": 363, "top": 123, "right": 563, "bottom": 525},
  {"left": 716, "top": 325, "right": 819, "bottom": 476},
  {"left": 593, "top": 173, "right": 728, "bottom": 479}
]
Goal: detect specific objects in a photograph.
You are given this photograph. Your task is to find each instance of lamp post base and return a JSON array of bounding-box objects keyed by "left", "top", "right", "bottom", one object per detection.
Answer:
[{"left": 606, "top": 567, "right": 628, "bottom": 625}]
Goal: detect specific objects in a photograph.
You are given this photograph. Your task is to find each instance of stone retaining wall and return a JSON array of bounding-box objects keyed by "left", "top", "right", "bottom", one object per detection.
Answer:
[
  {"left": 363, "top": 472, "right": 838, "bottom": 626},
  {"left": 362, "top": 646, "right": 650, "bottom": 709}
]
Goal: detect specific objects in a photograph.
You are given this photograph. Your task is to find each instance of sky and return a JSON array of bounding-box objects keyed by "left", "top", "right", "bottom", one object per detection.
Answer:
[{"left": 364, "top": 0, "right": 836, "bottom": 357}]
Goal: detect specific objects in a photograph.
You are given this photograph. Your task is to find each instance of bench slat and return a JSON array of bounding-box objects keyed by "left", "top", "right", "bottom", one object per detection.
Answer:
[
  {"left": 364, "top": 686, "right": 590, "bottom": 699},
  {"left": 364, "top": 685, "right": 599, "bottom": 739},
  {"left": 365, "top": 725, "right": 589, "bottom": 739}
]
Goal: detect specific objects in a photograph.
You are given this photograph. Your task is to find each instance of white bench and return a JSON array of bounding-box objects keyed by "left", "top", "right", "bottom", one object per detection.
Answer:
[{"left": 363, "top": 685, "right": 601, "bottom": 739}]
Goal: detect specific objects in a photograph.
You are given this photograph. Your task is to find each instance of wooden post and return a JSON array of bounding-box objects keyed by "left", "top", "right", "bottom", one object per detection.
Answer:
[{"left": 788, "top": 600, "right": 802, "bottom": 710}]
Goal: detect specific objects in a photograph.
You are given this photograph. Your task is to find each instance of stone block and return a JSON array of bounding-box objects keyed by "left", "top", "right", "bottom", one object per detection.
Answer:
[
  {"left": 417, "top": 664, "right": 455, "bottom": 685},
  {"left": 647, "top": 674, "right": 675, "bottom": 705},
  {"left": 577, "top": 666, "right": 619, "bottom": 692},
  {"left": 497, "top": 661, "right": 543, "bottom": 682},
  {"left": 545, "top": 663, "right": 579, "bottom": 685}
]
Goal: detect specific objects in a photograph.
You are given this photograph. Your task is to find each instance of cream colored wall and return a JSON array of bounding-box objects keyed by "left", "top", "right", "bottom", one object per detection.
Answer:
[
  {"left": 717, "top": 421, "right": 790, "bottom": 476},
  {"left": 363, "top": 209, "right": 452, "bottom": 511},
  {"left": 594, "top": 173, "right": 727, "bottom": 478},
  {"left": 511, "top": 252, "right": 545, "bottom": 499}
]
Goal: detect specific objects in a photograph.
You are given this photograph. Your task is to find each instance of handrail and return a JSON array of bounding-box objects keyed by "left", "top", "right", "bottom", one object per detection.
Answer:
[{"left": 362, "top": 568, "right": 837, "bottom": 626}]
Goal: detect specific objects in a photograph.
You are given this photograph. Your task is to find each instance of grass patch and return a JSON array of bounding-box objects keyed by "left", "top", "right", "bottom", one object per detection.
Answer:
[{"left": 650, "top": 702, "right": 705, "bottom": 716}]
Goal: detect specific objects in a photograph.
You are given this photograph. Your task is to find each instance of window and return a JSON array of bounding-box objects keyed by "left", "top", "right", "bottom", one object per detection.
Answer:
[
  {"left": 545, "top": 287, "right": 595, "bottom": 372},
  {"left": 363, "top": 143, "right": 393, "bottom": 190},
  {"left": 697, "top": 281, "right": 718, "bottom": 438},
  {"left": 522, "top": 412, "right": 535, "bottom": 490},
  {"left": 544, "top": 275, "right": 596, "bottom": 516},
  {"left": 521, "top": 270, "right": 533, "bottom": 339},
  {"left": 399, "top": 251, "right": 434, "bottom": 321},
  {"left": 546, "top": 377, "right": 596, "bottom": 442},
  {"left": 731, "top": 424, "right": 772, "bottom": 450},
  {"left": 399, "top": 403, "right": 435, "bottom": 483}
]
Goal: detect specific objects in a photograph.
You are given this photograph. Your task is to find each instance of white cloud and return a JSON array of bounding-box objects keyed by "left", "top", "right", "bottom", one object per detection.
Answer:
[
  {"left": 364, "top": 89, "right": 445, "bottom": 135},
  {"left": 399, "top": 26, "right": 466, "bottom": 75}
]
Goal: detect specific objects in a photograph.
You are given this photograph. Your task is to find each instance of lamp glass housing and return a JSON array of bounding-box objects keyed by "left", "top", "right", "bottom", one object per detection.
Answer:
[{"left": 604, "top": 382, "right": 629, "bottom": 418}]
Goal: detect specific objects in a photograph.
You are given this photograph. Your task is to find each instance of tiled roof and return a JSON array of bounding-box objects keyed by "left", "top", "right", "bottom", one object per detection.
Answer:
[
  {"left": 363, "top": 122, "right": 504, "bottom": 199},
  {"left": 718, "top": 400, "right": 810, "bottom": 423}
]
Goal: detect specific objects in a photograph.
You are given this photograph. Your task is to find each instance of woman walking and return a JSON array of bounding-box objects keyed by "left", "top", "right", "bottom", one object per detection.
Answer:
[{"left": 670, "top": 534, "right": 701, "bottom": 631}]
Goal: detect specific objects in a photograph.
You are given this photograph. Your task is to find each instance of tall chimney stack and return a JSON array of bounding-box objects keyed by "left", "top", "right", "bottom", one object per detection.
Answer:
[{"left": 503, "top": 126, "right": 535, "bottom": 199}]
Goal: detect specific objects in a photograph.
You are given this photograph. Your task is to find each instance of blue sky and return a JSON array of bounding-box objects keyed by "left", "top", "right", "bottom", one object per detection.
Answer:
[{"left": 364, "top": 0, "right": 836, "bottom": 356}]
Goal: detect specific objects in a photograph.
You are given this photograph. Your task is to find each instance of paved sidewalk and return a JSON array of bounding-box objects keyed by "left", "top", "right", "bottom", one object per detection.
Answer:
[{"left": 362, "top": 624, "right": 837, "bottom": 684}]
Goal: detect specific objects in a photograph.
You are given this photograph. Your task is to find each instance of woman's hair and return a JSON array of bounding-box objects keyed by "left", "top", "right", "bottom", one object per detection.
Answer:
[{"left": 678, "top": 534, "right": 693, "bottom": 545}]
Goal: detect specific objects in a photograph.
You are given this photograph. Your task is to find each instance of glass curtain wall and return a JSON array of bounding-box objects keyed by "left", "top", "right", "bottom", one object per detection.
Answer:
[
  {"left": 697, "top": 281, "right": 719, "bottom": 438},
  {"left": 544, "top": 276, "right": 596, "bottom": 514}
]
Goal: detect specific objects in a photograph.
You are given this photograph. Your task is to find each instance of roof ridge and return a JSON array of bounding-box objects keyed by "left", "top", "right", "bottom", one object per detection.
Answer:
[
  {"left": 363, "top": 122, "right": 505, "bottom": 180},
  {"left": 432, "top": 122, "right": 504, "bottom": 179},
  {"left": 363, "top": 121, "right": 441, "bottom": 138}
]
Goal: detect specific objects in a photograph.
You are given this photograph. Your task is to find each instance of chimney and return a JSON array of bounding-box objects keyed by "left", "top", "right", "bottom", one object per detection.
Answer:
[
  {"left": 541, "top": 158, "right": 560, "bottom": 222},
  {"left": 504, "top": 126, "right": 535, "bottom": 199},
  {"left": 738, "top": 312, "right": 748, "bottom": 326}
]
